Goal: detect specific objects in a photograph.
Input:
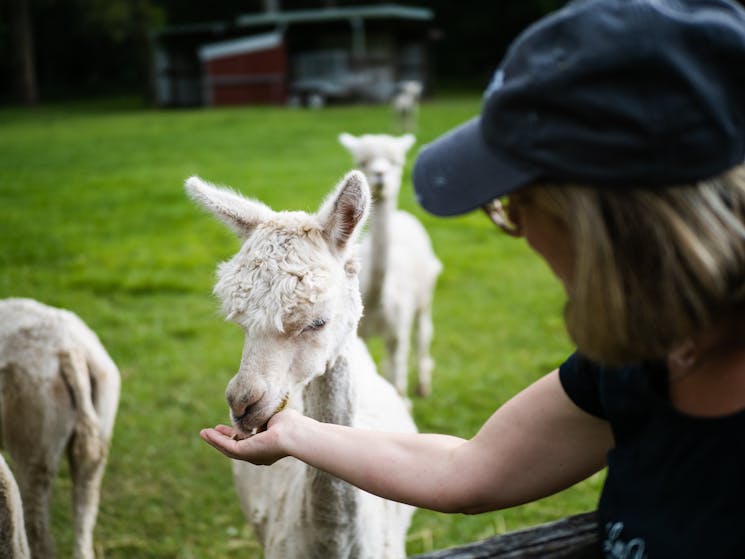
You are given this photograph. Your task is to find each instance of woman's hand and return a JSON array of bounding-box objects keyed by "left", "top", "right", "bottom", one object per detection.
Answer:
[{"left": 199, "top": 408, "right": 301, "bottom": 465}]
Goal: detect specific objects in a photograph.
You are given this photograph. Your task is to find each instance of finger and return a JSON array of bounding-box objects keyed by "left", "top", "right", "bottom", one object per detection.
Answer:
[
  {"left": 213, "top": 424, "right": 253, "bottom": 441},
  {"left": 199, "top": 428, "right": 229, "bottom": 447},
  {"left": 214, "top": 424, "right": 237, "bottom": 437},
  {"left": 200, "top": 429, "right": 241, "bottom": 458},
  {"left": 200, "top": 427, "right": 234, "bottom": 445}
]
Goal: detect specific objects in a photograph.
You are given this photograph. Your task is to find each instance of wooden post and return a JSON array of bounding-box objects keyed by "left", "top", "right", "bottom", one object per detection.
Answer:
[{"left": 410, "top": 511, "right": 600, "bottom": 559}]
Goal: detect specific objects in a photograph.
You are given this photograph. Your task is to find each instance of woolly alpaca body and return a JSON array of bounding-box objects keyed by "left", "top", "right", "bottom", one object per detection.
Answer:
[
  {"left": 186, "top": 172, "right": 416, "bottom": 559},
  {"left": 0, "top": 453, "right": 29, "bottom": 558},
  {"left": 340, "top": 133, "right": 442, "bottom": 397},
  {"left": 0, "top": 298, "right": 120, "bottom": 559}
]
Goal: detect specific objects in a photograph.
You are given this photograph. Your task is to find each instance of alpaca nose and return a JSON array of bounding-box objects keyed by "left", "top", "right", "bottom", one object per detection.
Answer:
[
  {"left": 227, "top": 392, "right": 262, "bottom": 421},
  {"left": 230, "top": 401, "right": 251, "bottom": 422},
  {"left": 369, "top": 171, "right": 384, "bottom": 185}
]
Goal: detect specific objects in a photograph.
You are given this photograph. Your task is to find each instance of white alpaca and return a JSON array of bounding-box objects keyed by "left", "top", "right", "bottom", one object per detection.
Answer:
[
  {"left": 0, "top": 453, "right": 30, "bottom": 559},
  {"left": 339, "top": 132, "right": 442, "bottom": 397},
  {"left": 391, "top": 81, "right": 422, "bottom": 133},
  {"left": 186, "top": 171, "right": 417, "bottom": 559},
  {"left": 0, "top": 298, "right": 120, "bottom": 559}
]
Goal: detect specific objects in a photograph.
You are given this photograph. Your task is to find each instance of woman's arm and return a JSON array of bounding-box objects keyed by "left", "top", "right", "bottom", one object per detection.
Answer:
[{"left": 200, "top": 369, "right": 613, "bottom": 513}]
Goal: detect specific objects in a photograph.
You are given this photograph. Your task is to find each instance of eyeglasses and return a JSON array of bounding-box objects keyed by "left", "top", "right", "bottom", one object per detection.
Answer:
[{"left": 482, "top": 197, "right": 522, "bottom": 237}]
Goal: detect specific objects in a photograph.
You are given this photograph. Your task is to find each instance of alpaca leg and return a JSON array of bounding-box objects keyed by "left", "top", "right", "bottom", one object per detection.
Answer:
[
  {"left": 405, "top": 110, "right": 415, "bottom": 134},
  {"left": 414, "top": 307, "right": 434, "bottom": 397},
  {"left": 63, "top": 350, "right": 117, "bottom": 559},
  {"left": 68, "top": 444, "right": 106, "bottom": 559},
  {"left": 14, "top": 454, "right": 60, "bottom": 559},
  {"left": 387, "top": 320, "right": 412, "bottom": 397},
  {"left": 383, "top": 334, "right": 400, "bottom": 391}
]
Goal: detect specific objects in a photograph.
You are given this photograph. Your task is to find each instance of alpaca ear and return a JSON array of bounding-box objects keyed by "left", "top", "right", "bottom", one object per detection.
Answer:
[
  {"left": 399, "top": 133, "right": 416, "bottom": 153},
  {"left": 318, "top": 170, "right": 370, "bottom": 254},
  {"left": 338, "top": 132, "right": 359, "bottom": 153},
  {"left": 185, "top": 176, "right": 272, "bottom": 239}
]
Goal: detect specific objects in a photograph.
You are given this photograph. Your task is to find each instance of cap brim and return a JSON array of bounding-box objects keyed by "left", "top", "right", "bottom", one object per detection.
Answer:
[{"left": 413, "top": 117, "right": 539, "bottom": 216}]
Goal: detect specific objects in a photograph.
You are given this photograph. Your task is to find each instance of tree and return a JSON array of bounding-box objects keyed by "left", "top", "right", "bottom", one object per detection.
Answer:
[{"left": 8, "top": 0, "right": 37, "bottom": 104}]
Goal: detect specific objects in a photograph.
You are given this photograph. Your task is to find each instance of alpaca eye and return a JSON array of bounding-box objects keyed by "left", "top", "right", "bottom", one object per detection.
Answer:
[{"left": 304, "top": 318, "right": 327, "bottom": 332}]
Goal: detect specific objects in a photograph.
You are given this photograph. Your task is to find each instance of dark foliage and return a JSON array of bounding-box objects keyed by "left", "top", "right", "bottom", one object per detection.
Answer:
[{"left": 1, "top": 0, "right": 743, "bottom": 103}]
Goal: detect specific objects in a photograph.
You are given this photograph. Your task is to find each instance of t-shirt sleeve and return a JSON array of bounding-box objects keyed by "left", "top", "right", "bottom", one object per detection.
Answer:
[{"left": 558, "top": 351, "right": 607, "bottom": 419}]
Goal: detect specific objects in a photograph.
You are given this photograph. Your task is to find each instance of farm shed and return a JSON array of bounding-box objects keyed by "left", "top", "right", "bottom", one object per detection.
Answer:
[
  {"left": 198, "top": 32, "right": 287, "bottom": 106},
  {"left": 151, "top": 4, "right": 434, "bottom": 107}
]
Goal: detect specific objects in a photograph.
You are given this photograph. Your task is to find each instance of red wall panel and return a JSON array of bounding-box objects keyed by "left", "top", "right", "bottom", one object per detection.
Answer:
[{"left": 204, "top": 44, "right": 288, "bottom": 105}]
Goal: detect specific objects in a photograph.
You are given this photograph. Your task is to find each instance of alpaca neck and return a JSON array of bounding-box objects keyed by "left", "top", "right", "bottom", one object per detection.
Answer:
[
  {"left": 301, "top": 349, "right": 362, "bottom": 556},
  {"left": 365, "top": 194, "right": 396, "bottom": 309},
  {"left": 302, "top": 351, "right": 355, "bottom": 426}
]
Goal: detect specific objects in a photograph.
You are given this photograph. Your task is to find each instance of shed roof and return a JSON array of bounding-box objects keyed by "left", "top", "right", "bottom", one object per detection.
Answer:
[
  {"left": 235, "top": 4, "right": 433, "bottom": 28},
  {"left": 198, "top": 32, "right": 283, "bottom": 62},
  {"left": 153, "top": 4, "right": 433, "bottom": 39}
]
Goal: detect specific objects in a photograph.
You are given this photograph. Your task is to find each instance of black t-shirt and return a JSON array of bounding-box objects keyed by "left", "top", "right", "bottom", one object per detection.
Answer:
[{"left": 559, "top": 352, "right": 745, "bottom": 558}]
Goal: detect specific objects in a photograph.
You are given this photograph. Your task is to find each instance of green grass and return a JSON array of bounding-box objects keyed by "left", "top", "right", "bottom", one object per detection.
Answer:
[{"left": 0, "top": 96, "right": 603, "bottom": 557}]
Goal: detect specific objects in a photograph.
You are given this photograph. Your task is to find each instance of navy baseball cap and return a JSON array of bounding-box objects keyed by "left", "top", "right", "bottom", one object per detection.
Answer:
[{"left": 413, "top": 0, "right": 745, "bottom": 216}]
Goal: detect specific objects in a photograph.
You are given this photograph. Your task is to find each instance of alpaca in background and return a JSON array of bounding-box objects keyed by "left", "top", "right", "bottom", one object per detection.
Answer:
[
  {"left": 391, "top": 81, "right": 422, "bottom": 133},
  {"left": 339, "top": 133, "right": 442, "bottom": 397},
  {"left": 186, "top": 171, "right": 416, "bottom": 559},
  {"left": 0, "top": 298, "right": 120, "bottom": 559}
]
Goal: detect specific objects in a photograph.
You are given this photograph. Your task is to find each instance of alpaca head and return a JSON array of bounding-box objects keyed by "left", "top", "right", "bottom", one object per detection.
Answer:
[
  {"left": 338, "top": 133, "right": 415, "bottom": 202},
  {"left": 398, "top": 80, "right": 422, "bottom": 99},
  {"left": 186, "top": 172, "right": 370, "bottom": 435}
]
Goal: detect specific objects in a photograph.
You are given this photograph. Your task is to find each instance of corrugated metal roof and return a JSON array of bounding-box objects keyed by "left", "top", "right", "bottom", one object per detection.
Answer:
[
  {"left": 152, "top": 4, "right": 433, "bottom": 39},
  {"left": 198, "top": 32, "right": 283, "bottom": 62},
  {"left": 235, "top": 4, "right": 433, "bottom": 28}
]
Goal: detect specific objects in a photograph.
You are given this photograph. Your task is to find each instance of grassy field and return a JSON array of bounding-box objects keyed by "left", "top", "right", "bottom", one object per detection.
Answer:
[{"left": 0, "top": 95, "right": 603, "bottom": 557}]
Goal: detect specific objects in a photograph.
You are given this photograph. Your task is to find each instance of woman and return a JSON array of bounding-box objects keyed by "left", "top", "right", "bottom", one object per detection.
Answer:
[{"left": 201, "top": 0, "right": 745, "bottom": 555}]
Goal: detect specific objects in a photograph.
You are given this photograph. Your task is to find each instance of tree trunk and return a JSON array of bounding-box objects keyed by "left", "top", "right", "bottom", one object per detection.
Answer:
[{"left": 9, "top": 0, "right": 38, "bottom": 104}]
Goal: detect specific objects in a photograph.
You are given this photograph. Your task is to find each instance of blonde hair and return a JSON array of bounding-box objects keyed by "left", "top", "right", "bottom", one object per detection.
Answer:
[{"left": 528, "top": 164, "right": 745, "bottom": 365}]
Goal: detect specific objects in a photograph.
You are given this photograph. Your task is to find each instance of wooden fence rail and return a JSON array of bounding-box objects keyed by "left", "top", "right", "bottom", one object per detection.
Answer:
[{"left": 409, "top": 511, "right": 601, "bottom": 559}]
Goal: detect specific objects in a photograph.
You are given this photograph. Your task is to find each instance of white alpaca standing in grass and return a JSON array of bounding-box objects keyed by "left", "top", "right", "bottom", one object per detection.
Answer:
[
  {"left": 391, "top": 80, "right": 422, "bottom": 133},
  {"left": 0, "top": 453, "right": 30, "bottom": 559},
  {"left": 0, "top": 298, "right": 120, "bottom": 559},
  {"left": 186, "top": 171, "right": 417, "bottom": 559},
  {"left": 339, "top": 132, "right": 442, "bottom": 397}
]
